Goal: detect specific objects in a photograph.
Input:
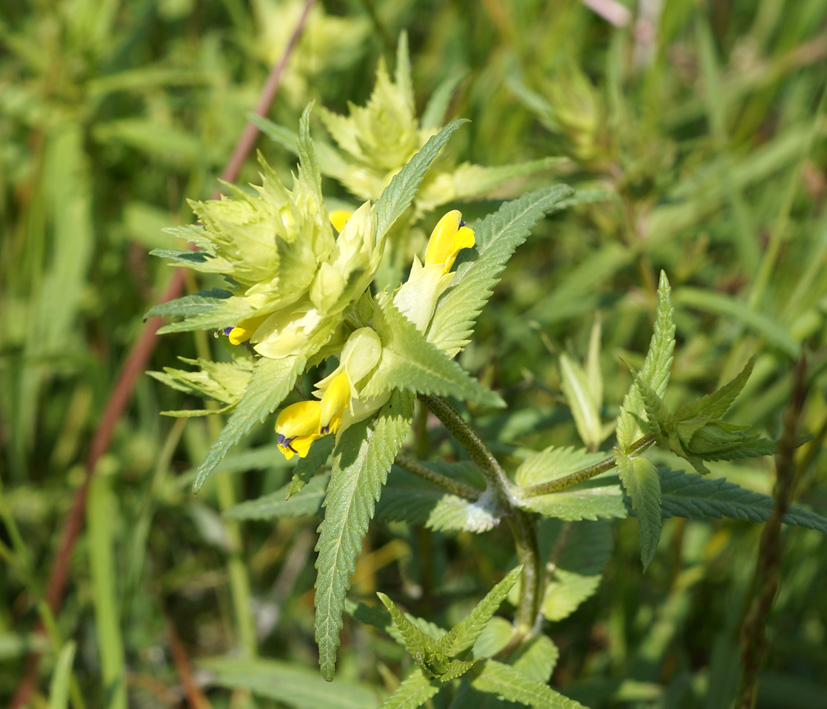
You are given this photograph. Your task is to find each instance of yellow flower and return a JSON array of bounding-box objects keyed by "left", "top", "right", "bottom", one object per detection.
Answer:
[
  {"left": 394, "top": 210, "right": 475, "bottom": 332},
  {"left": 275, "top": 401, "right": 322, "bottom": 459},
  {"left": 424, "top": 210, "right": 475, "bottom": 274},
  {"left": 319, "top": 371, "right": 350, "bottom": 434},
  {"left": 329, "top": 210, "right": 353, "bottom": 232},
  {"left": 226, "top": 313, "right": 272, "bottom": 345}
]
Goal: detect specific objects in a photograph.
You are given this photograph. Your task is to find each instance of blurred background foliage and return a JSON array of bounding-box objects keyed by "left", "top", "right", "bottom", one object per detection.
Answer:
[{"left": 1, "top": 0, "right": 826, "bottom": 706}]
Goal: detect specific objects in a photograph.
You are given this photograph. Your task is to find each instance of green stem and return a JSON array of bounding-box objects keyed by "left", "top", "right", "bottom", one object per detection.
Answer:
[
  {"left": 418, "top": 395, "right": 514, "bottom": 505},
  {"left": 521, "top": 434, "right": 656, "bottom": 498},
  {"left": 394, "top": 455, "right": 481, "bottom": 501},
  {"left": 419, "top": 395, "right": 542, "bottom": 637}
]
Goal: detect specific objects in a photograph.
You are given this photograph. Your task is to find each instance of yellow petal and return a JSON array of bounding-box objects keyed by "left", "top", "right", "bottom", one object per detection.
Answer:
[
  {"left": 424, "top": 210, "right": 475, "bottom": 274},
  {"left": 319, "top": 372, "right": 351, "bottom": 434},
  {"left": 329, "top": 210, "right": 354, "bottom": 233},
  {"left": 227, "top": 314, "right": 270, "bottom": 345},
  {"left": 275, "top": 400, "right": 322, "bottom": 439}
]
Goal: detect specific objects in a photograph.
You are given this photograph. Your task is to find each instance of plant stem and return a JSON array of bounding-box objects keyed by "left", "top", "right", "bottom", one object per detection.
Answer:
[
  {"left": 419, "top": 395, "right": 542, "bottom": 637},
  {"left": 521, "top": 434, "right": 656, "bottom": 498},
  {"left": 418, "top": 395, "right": 515, "bottom": 506},
  {"left": 394, "top": 455, "right": 481, "bottom": 501}
]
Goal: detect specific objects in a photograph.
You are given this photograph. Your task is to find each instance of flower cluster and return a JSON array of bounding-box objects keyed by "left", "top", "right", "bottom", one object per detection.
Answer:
[{"left": 273, "top": 212, "right": 475, "bottom": 459}]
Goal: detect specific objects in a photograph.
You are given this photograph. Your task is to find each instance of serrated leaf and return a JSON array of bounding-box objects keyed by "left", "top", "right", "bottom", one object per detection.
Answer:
[
  {"left": 618, "top": 455, "right": 662, "bottom": 570},
  {"left": 450, "top": 158, "right": 567, "bottom": 201},
  {"left": 201, "top": 657, "right": 379, "bottom": 709},
  {"left": 542, "top": 521, "right": 612, "bottom": 622},
  {"left": 673, "top": 356, "right": 756, "bottom": 425},
  {"left": 515, "top": 446, "right": 607, "bottom": 488},
  {"left": 438, "top": 566, "right": 523, "bottom": 657},
  {"left": 378, "top": 593, "right": 439, "bottom": 660},
  {"left": 658, "top": 468, "right": 827, "bottom": 533},
  {"left": 428, "top": 185, "right": 574, "bottom": 357},
  {"left": 637, "top": 378, "right": 669, "bottom": 444},
  {"left": 472, "top": 617, "right": 514, "bottom": 659},
  {"left": 363, "top": 293, "right": 504, "bottom": 407},
  {"left": 288, "top": 435, "right": 335, "bottom": 497},
  {"left": 616, "top": 271, "right": 676, "bottom": 451},
  {"left": 150, "top": 248, "right": 230, "bottom": 273},
  {"left": 423, "top": 492, "right": 500, "bottom": 533},
  {"left": 193, "top": 355, "right": 304, "bottom": 492},
  {"left": 148, "top": 355, "right": 253, "bottom": 407},
  {"left": 347, "top": 600, "right": 446, "bottom": 645},
  {"left": 315, "top": 391, "right": 414, "bottom": 680},
  {"left": 511, "top": 635, "right": 559, "bottom": 683},
  {"left": 375, "top": 119, "right": 468, "bottom": 237},
  {"left": 148, "top": 289, "right": 263, "bottom": 334},
  {"left": 523, "top": 484, "right": 628, "bottom": 521},
  {"left": 470, "top": 660, "right": 586, "bottom": 708},
  {"left": 223, "top": 473, "right": 329, "bottom": 520},
  {"left": 378, "top": 669, "right": 441, "bottom": 709}
]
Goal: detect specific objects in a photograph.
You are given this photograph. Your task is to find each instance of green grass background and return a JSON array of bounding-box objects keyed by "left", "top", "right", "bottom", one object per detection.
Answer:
[{"left": 1, "top": 0, "right": 826, "bottom": 706}]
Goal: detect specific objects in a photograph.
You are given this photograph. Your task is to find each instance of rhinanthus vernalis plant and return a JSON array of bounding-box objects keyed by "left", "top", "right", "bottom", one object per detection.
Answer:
[{"left": 150, "top": 64, "right": 822, "bottom": 709}]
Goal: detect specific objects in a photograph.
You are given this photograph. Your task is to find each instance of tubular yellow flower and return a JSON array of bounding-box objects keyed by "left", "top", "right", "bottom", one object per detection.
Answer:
[
  {"left": 319, "top": 372, "right": 351, "bottom": 434},
  {"left": 226, "top": 314, "right": 271, "bottom": 345},
  {"left": 424, "top": 210, "right": 475, "bottom": 274},
  {"left": 329, "top": 210, "right": 353, "bottom": 233},
  {"left": 275, "top": 401, "right": 322, "bottom": 459}
]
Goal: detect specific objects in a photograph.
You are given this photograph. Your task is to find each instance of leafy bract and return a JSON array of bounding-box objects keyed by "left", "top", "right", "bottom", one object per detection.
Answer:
[
  {"left": 148, "top": 355, "right": 254, "bottom": 416},
  {"left": 617, "top": 454, "right": 662, "bottom": 570},
  {"left": 363, "top": 293, "right": 504, "bottom": 407},
  {"left": 288, "top": 435, "right": 335, "bottom": 497},
  {"left": 193, "top": 355, "right": 305, "bottom": 492},
  {"left": 378, "top": 670, "right": 440, "bottom": 709},
  {"left": 616, "top": 271, "right": 676, "bottom": 451},
  {"left": 523, "top": 484, "right": 628, "bottom": 521},
  {"left": 315, "top": 391, "right": 414, "bottom": 680},
  {"left": 428, "top": 185, "right": 575, "bottom": 357}
]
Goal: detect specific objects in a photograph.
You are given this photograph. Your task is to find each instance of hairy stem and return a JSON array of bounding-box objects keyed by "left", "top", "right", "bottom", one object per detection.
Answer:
[
  {"left": 521, "top": 434, "right": 656, "bottom": 498},
  {"left": 394, "top": 455, "right": 481, "bottom": 501},
  {"left": 419, "top": 395, "right": 542, "bottom": 638}
]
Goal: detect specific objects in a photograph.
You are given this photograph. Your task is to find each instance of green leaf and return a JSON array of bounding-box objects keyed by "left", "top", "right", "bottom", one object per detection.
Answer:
[
  {"left": 378, "top": 670, "right": 441, "bottom": 709},
  {"left": 201, "top": 657, "right": 379, "bottom": 709},
  {"left": 421, "top": 68, "right": 466, "bottom": 129},
  {"left": 438, "top": 566, "right": 523, "bottom": 656},
  {"left": 223, "top": 473, "right": 329, "bottom": 520},
  {"left": 541, "top": 521, "right": 613, "bottom": 622},
  {"left": 378, "top": 592, "right": 439, "bottom": 661},
  {"left": 616, "top": 271, "right": 676, "bottom": 451},
  {"left": 363, "top": 293, "right": 504, "bottom": 407},
  {"left": 559, "top": 353, "right": 603, "bottom": 451},
  {"left": 617, "top": 455, "right": 662, "bottom": 570},
  {"left": 148, "top": 355, "right": 254, "bottom": 408},
  {"left": 636, "top": 377, "right": 670, "bottom": 444},
  {"left": 375, "top": 119, "right": 468, "bottom": 237},
  {"left": 289, "top": 435, "right": 336, "bottom": 497},
  {"left": 193, "top": 355, "right": 304, "bottom": 492},
  {"left": 658, "top": 468, "right": 827, "bottom": 533},
  {"left": 511, "top": 635, "right": 559, "bottom": 683},
  {"left": 523, "top": 484, "right": 628, "bottom": 522},
  {"left": 471, "top": 616, "right": 514, "bottom": 658},
  {"left": 378, "top": 463, "right": 491, "bottom": 529},
  {"left": 428, "top": 185, "right": 574, "bottom": 357},
  {"left": 450, "top": 157, "right": 567, "bottom": 201},
  {"left": 147, "top": 289, "right": 263, "bottom": 334},
  {"left": 673, "top": 357, "right": 756, "bottom": 425},
  {"left": 315, "top": 391, "right": 414, "bottom": 680},
  {"left": 47, "top": 641, "right": 76, "bottom": 709},
  {"left": 515, "top": 446, "right": 608, "bottom": 488},
  {"left": 470, "top": 660, "right": 586, "bottom": 708}
]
